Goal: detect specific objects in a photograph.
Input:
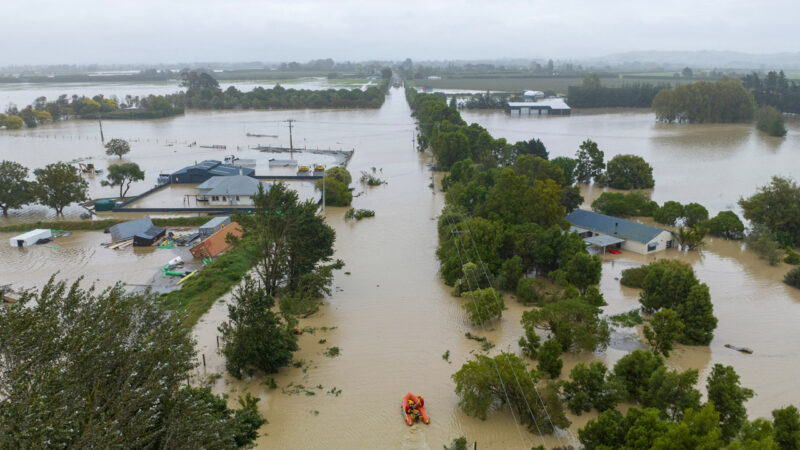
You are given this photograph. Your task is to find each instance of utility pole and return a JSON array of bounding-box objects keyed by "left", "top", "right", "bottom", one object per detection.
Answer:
[
  {"left": 322, "top": 173, "right": 326, "bottom": 213},
  {"left": 284, "top": 119, "right": 296, "bottom": 159},
  {"left": 98, "top": 113, "right": 105, "bottom": 144}
]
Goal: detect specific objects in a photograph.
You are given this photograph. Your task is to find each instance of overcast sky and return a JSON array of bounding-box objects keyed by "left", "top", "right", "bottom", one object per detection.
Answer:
[{"left": 2, "top": 0, "right": 797, "bottom": 65}]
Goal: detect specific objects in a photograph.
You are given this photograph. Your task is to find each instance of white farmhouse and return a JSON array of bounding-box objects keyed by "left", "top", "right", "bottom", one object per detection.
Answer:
[{"left": 196, "top": 175, "right": 271, "bottom": 206}]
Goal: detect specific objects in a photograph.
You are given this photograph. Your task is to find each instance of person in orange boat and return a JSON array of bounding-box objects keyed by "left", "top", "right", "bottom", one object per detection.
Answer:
[
  {"left": 417, "top": 395, "right": 424, "bottom": 408},
  {"left": 406, "top": 399, "right": 420, "bottom": 421}
]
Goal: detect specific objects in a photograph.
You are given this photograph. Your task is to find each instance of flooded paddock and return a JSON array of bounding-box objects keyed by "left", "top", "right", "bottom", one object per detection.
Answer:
[{"left": 3, "top": 85, "right": 800, "bottom": 448}]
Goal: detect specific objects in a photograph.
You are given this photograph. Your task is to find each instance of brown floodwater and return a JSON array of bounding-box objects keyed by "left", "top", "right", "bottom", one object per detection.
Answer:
[{"left": 4, "top": 86, "right": 800, "bottom": 448}]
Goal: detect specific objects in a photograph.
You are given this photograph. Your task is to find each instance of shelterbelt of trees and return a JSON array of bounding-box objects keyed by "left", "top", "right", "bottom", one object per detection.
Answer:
[
  {"left": 167, "top": 70, "right": 391, "bottom": 110},
  {"left": 1, "top": 93, "right": 183, "bottom": 129},
  {"left": 402, "top": 86, "right": 800, "bottom": 447},
  {"left": 567, "top": 74, "right": 671, "bottom": 108}
]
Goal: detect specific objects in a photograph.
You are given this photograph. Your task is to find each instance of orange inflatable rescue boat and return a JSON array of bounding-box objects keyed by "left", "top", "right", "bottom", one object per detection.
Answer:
[{"left": 402, "top": 392, "right": 430, "bottom": 426}]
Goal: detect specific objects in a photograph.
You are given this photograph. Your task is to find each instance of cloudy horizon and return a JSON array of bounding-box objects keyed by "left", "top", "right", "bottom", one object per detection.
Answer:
[{"left": 2, "top": 0, "right": 798, "bottom": 65}]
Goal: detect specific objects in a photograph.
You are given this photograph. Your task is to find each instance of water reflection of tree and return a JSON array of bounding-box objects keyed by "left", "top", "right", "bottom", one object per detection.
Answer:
[{"left": 651, "top": 123, "right": 750, "bottom": 157}]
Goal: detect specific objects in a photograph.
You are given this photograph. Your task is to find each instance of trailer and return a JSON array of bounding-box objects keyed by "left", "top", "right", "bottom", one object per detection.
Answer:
[{"left": 9, "top": 229, "right": 52, "bottom": 248}]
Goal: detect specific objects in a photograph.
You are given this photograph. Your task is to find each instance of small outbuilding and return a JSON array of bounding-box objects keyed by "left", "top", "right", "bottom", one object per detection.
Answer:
[
  {"left": 199, "top": 216, "right": 231, "bottom": 238},
  {"left": 109, "top": 217, "right": 155, "bottom": 241},
  {"left": 9, "top": 229, "right": 52, "bottom": 248},
  {"left": 133, "top": 226, "right": 166, "bottom": 247}
]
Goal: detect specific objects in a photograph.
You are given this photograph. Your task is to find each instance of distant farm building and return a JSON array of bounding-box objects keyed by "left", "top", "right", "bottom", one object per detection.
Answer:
[
  {"left": 506, "top": 98, "right": 571, "bottom": 116},
  {"left": 195, "top": 175, "right": 270, "bottom": 206},
  {"left": 170, "top": 160, "right": 255, "bottom": 184},
  {"left": 565, "top": 209, "right": 673, "bottom": 254}
]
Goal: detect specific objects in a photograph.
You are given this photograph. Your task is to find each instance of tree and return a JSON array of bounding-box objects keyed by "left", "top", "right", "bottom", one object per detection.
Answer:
[
  {"left": 550, "top": 156, "right": 578, "bottom": 186},
  {"left": 537, "top": 339, "right": 564, "bottom": 378},
  {"left": 239, "top": 182, "right": 337, "bottom": 296},
  {"left": 578, "top": 409, "right": 627, "bottom": 449},
  {"left": 604, "top": 154, "right": 655, "bottom": 189},
  {"left": 101, "top": 162, "right": 145, "bottom": 197},
  {"left": 3, "top": 115, "right": 24, "bottom": 129},
  {"left": 640, "top": 259, "right": 698, "bottom": 312},
  {"left": 181, "top": 70, "right": 220, "bottom": 90},
  {"left": 0, "top": 277, "right": 265, "bottom": 448},
  {"left": 684, "top": 202, "right": 709, "bottom": 227},
  {"left": 521, "top": 296, "right": 609, "bottom": 353},
  {"left": 562, "top": 361, "right": 623, "bottom": 415},
  {"left": 461, "top": 287, "right": 505, "bottom": 326},
  {"left": 512, "top": 138, "right": 548, "bottom": 160},
  {"left": 612, "top": 349, "right": 665, "bottom": 401},
  {"left": 574, "top": 139, "right": 605, "bottom": 184},
  {"left": 643, "top": 308, "right": 683, "bottom": 357},
  {"left": 652, "top": 403, "right": 724, "bottom": 449},
  {"left": 652, "top": 77, "right": 755, "bottom": 123},
  {"left": 785, "top": 267, "right": 800, "bottom": 289},
  {"left": 316, "top": 168, "right": 352, "bottom": 206},
  {"left": 565, "top": 252, "right": 602, "bottom": 294},
  {"left": 219, "top": 275, "right": 298, "bottom": 378},
  {"left": 642, "top": 366, "right": 701, "bottom": 421},
  {"left": 740, "top": 177, "right": 800, "bottom": 246},
  {"left": 104, "top": 138, "right": 131, "bottom": 159},
  {"left": 432, "top": 130, "right": 470, "bottom": 170},
  {"left": 706, "top": 364, "right": 755, "bottom": 442},
  {"left": 638, "top": 259, "right": 717, "bottom": 345},
  {"left": 755, "top": 106, "right": 787, "bottom": 137},
  {"left": 676, "top": 283, "right": 717, "bottom": 345},
  {"left": 773, "top": 406, "right": 800, "bottom": 450},
  {"left": 591, "top": 191, "right": 657, "bottom": 217},
  {"left": 654, "top": 200, "right": 685, "bottom": 225},
  {"left": 674, "top": 224, "right": 708, "bottom": 251},
  {"left": 34, "top": 162, "right": 88, "bottom": 214},
  {"left": 682, "top": 67, "right": 694, "bottom": 78},
  {"left": 452, "top": 352, "right": 569, "bottom": 433},
  {"left": 0, "top": 160, "right": 34, "bottom": 215},
  {"left": 707, "top": 210, "right": 745, "bottom": 239}
]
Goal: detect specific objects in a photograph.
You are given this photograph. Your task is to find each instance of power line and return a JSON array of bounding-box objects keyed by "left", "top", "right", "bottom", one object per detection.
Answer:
[
  {"left": 447, "top": 217, "right": 537, "bottom": 450},
  {"left": 455, "top": 215, "right": 570, "bottom": 448}
]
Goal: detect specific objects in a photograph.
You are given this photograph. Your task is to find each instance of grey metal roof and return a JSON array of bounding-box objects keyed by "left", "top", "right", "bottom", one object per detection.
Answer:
[
  {"left": 565, "top": 209, "right": 667, "bottom": 244},
  {"left": 584, "top": 234, "right": 626, "bottom": 247},
  {"left": 569, "top": 225, "right": 589, "bottom": 234},
  {"left": 109, "top": 217, "right": 153, "bottom": 241},
  {"left": 196, "top": 175, "right": 270, "bottom": 196}
]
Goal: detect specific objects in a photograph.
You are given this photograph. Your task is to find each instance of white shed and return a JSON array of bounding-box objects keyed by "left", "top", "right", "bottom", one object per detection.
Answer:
[{"left": 9, "top": 229, "right": 52, "bottom": 248}]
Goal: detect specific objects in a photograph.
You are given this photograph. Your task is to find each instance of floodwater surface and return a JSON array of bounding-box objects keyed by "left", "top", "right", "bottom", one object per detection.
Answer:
[{"left": 3, "top": 85, "right": 800, "bottom": 448}]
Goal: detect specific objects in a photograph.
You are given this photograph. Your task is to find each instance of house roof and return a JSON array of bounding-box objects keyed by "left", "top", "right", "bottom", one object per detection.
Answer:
[
  {"left": 196, "top": 175, "right": 270, "bottom": 196},
  {"left": 109, "top": 217, "right": 154, "bottom": 241},
  {"left": 172, "top": 160, "right": 254, "bottom": 178},
  {"left": 565, "top": 209, "right": 668, "bottom": 244}
]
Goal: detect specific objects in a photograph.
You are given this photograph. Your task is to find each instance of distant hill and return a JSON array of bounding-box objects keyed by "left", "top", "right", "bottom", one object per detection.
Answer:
[{"left": 593, "top": 51, "right": 800, "bottom": 70}]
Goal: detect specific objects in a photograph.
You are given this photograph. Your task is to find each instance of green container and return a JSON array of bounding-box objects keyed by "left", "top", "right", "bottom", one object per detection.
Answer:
[{"left": 94, "top": 199, "right": 116, "bottom": 212}]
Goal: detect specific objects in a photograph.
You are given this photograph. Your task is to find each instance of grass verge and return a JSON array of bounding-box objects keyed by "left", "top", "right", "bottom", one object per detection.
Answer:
[{"left": 159, "top": 241, "right": 255, "bottom": 328}]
